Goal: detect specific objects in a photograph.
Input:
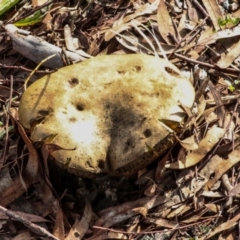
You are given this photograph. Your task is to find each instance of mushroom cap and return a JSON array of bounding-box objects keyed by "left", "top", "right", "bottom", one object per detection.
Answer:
[{"left": 19, "top": 54, "right": 195, "bottom": 177}]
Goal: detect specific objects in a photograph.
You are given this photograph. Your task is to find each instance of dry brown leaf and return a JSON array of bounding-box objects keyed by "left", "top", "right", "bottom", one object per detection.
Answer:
[
  {"left": 166, "top": 126, "right": 224, "bottom": 169},
  {"left": 104, "top": 18, "right": 129, "bottom": 42},
  {"left": 205, "top": 203, "right": 221, "bottom": 213},
  {"left": 11, "top": 231, "right": 33, "bottom": 240},
  {"left": 230, "top": 182, "right": 240, "bottom": 196},
  {"left": 41, "top": 143, "right": 75, "bottom": 178},
  {"left": 130, "top": 20, "right": 159, "bottom": 56},
  {"left": 199, "top": 212, "right": 240, "bottom": 240},
  {"left": 202, "top": 191, "right": 224, "bottom": 197},
  {"left": 178, "top": 135, "right": 198, "bottom": 151},
  {"left": 196, "top": 94, "right": 206, "bottom": 117},
  {"left": 197, "top": 25, "right": 240, "bottom": 46},
  {"left": 157, "top": 0, "right": 175, "bottom": 44},
  {"left": 95, "top": 195, "right": 169, "bottom": 229},
  {"left": 197, "top": 106, "right": 217, "bottom": 124},
  {"left": 177, "top": 10, "right": 188, "bottom": 37},
  {"left": 205, "top": 146, "right": 240, "bottom": 190},
  {"left": 115, "top": 31, "right": 140, "bottom": 52},
  {"left": 167, "top": 203, "right": 191, "bottom": 218},
  {"left": 186, "top": 0, "right": 198, "bottom": 23},
  {"left": 219, "top": 232, "right": 236, "bottom": 240},
  {"left": 106, "top": 232, "right": 128, "bottom": 239},
  {"left": 53, "top": 207, "right": 65, "bottom": 240},
  {"left": 181, "top": 207, "right": 209, "bottom": 224},
  {"left": 32, "top": 0, "right": 48, "bottom": 8},
  {"left": 208, "top": 81, "right": 225, "bottom": 127},
  {"left": 155, "top": 149, "right": 170, "bottom": 181},
  {"left": 0, "top": 211, "right": 49, "bottom": 222},
  {"left": 148, "top": 217, "right": 177, "bottom": 228},
  {"left": 123, "top": 1, "right": 159, "bottom": 23},
  {"left": 132, "top": 207, "right": 148, "bottom": 217},
  {"left": 144, "top": 183, "right": 157, "bottom": 197},
  {"left": 217, "top": 39, "right": 240, "bottom": 69},
  {"left": 0, "top": 205, "right": 59, "bottom": 240},
  {"left": 0, "top": 117, "right": 39, "bottom": 207},
  {"left": 105, "top": 1, "right": 159, "bottom": 41},
  {"left": 65, "top": 199, "right": 92, "bottom": 240},
  {"left": 201, "top": 0, "right": 222, "bottom": 31}
]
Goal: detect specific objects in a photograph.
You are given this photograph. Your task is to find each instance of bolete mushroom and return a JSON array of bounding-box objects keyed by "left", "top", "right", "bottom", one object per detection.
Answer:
[{"left": 19, "top": 54, "right": 195, "bottom": 178}]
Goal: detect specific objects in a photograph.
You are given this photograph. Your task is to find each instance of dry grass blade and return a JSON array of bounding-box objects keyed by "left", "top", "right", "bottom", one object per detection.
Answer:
[{"left": 130, "top": 20, "right": 158, "bottom": 57}]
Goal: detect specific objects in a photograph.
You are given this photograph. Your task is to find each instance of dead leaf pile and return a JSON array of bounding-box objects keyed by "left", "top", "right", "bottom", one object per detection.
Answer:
[{"left": 0, "top": 0, "right": 240, "bottom": 239}]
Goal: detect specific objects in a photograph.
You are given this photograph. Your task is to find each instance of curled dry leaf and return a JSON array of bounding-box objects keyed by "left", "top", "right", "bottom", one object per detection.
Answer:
[
  {"left": 18, "top": 54, "right": 195, "bottom": 177},
  {"left": 144, "top": 183, "right": 157, "bottom": 197},
  {"left": 216, "top": 39, "right": 240, "bottom": 69},
  {"left": 166, "top": 126, "right": 225, "bottom": 169},
  {"left": 197, "top": 25, "right": 240, "bottom": 47},
  {"left": 205, "top": 146, "right": 240, "bottom": 190},
  {"left": 65, "top": 200, "right": 92, "bottom": 240},
  {"left": 178, "top": 135, "right": 198, "bottom": 151}
]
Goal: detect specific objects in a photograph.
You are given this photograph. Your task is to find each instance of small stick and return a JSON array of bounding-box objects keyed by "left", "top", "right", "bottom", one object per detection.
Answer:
[
  {"left": 24, "top": 54, "right": 56, "bottom": 90},
  {"left": 0, "top": 205, "right": 59, "bottom": 240}
]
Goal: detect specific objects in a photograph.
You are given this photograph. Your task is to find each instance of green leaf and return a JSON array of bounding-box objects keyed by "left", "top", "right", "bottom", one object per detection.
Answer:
[
  {"left": 13, "top": 8, "right": 48, "bottom": 26},
  {"left": 218, "top": 16, "right": 240, "bottom": 28},
  {"left": 228, "top": 85, "right": 235, "bottom": 92},
  {"left": 0, "top": 0, "right": 20, "bottom": 16}
]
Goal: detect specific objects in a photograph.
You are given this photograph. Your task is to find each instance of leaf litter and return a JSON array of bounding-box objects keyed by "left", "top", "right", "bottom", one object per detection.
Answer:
[{"left": 0, "top": 0, "right": 240, "bottom": 239}]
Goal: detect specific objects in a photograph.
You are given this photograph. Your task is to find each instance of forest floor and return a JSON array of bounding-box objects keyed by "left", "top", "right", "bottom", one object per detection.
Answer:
[{"left": 1, "top": 0, "right": 240, "bottom": 239}]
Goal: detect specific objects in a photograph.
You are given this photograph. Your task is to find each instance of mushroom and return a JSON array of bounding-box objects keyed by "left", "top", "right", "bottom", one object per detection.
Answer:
[{"left": 19, "top": 54, "right": 195, "bottom": 177}]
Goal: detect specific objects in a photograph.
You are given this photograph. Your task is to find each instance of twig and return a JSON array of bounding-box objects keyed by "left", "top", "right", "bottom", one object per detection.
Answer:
[
  {"left": 93, "top": 218, "right": 218, "bottom": 235},
  {"left": 192, "top": 0, "right": 209, "bottom": 18},
  {"left": 24, "top": 54, "right": 56, "bottom": 90},
  {"left": 174, "top": 53, "right": 240, "bottom": 74},
  {"left": 0, "top": 63, "right": 56, "bottom": 73},
  {"left": 0, "top": 205, "right": 59, "bottom": 240}
]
